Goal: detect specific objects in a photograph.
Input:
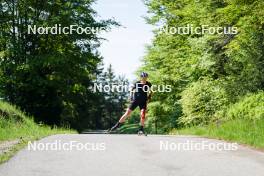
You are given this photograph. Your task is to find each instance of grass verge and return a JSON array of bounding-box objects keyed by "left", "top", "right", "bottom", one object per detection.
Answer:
[
  {"left": 170, "top": 119, "right": 264, "bottom": 149},
  {"left": 0, "top": 101, "right": 76, "bottom": 163}
]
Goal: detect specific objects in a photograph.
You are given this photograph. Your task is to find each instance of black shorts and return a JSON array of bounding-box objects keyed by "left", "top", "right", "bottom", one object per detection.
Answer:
[{"left": 128, "top": 100, "right": 147, "bottom": 111}]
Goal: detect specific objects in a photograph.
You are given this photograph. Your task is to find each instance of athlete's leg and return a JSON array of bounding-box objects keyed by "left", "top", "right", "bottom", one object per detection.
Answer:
[
  {"left": 108, "top": 101, "right": 137, "bottom": 132},
  {"left": 108, "top": 108, "right": 131, "bottom": 132},
  {"left": 119, "top": 100, "right": 138, "bottom": 122},
  {"left": 139, "top": 102, "right": 147, "bottom": 127},
  {"left": 140, "top": 108, "right": 146, "bottom": 127},
  {"left": 119, "top": 108, "right": 132, "bottom": 123}
]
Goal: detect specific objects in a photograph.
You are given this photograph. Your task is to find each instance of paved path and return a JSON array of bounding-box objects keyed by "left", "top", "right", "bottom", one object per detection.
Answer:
[{"left": 0, "top": 134, "right": 264, "bottom": 176}]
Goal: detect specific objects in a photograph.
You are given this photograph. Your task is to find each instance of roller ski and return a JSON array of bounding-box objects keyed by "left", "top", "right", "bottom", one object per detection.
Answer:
[
  {"left": 137, "top": 126, "right": 147, "bottom": 136},
  {"left": 107, "top": 122, "right": 122, "bottom": 134}
]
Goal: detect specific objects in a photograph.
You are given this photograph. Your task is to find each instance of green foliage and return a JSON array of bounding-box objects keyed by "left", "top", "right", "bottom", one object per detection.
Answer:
[
  {"left": 0, "top": 100, "right": 75, "bottom": 163},
  {"left": 127, "top": 108, "right": 141, "bottom": 124},
  {"left": 0, "top": 0, "right": 123, "bottom": 131},
  {"left": 145, "top": 101, "right": 179, "bottom": 133},
  {"left": 95, "top": 64, "right": 129, "bottom": 129},
  {"left": 0, "top": 100, "right": 75, "bottom": 141},
  {"left": 145, "top": 101, "right": 164, "bottom": 133},
  {"left": 173, "top": 118, "right": 264, "bottom": 148},
  {"left": 141, "top": 0, "right": 264, "bottom": 131},
  {"left": 0, "top": 101, "right": 27, "bottom": 122},
  {"left": 225, "top": 91, "right": 264, "bottom": 120},
  {"left": 179, "top": 79, "right": 229, "bottom": 125}
]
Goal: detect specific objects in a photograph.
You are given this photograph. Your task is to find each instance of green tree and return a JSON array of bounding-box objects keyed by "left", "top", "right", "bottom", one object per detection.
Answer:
[
  {"left": 0, "top": 0, "right": 117, "bottom": 131},
  {"left": 141, "top": 0, "right": 264, "bottom": 130}
]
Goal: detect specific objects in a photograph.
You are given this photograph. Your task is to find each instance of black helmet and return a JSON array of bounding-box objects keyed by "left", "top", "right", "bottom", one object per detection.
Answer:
[{"left": 140, "top": 72, "right": 148, "bottom": 78}]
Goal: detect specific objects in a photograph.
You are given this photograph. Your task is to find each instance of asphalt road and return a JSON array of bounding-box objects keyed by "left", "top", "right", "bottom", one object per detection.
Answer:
[{"left": 0, "top": 134, "right": 264, "bottom": 176}]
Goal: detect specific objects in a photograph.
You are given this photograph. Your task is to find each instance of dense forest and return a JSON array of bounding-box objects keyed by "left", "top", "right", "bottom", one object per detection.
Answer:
[
  {"left": 0, "top": 0, "right": 127, "bottom": 132},
  {"left": 139, "top": 0, "right": 264, "bottom": 133}
]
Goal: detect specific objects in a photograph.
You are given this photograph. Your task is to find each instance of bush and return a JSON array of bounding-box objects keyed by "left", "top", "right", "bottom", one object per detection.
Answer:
[
  {"left": 225, "top": 91, "right": 264, "bottom": 120},
  {"left": 145, "top": 101, "right": 167, "bottom": 134},
  {"left": 179, "top": 79, "right": 229, "bottom": 126}
]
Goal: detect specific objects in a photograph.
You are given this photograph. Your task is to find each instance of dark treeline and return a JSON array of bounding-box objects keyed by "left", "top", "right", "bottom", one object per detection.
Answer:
[{"left": 0, "top": 0, "right": 127, "bottom": 132}]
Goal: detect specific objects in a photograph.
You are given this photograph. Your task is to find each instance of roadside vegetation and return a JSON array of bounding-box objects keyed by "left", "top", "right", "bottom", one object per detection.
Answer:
[
  {"left": 172, "top": 119, "right": 264, "bottom": 149},
  {"left": 0, "top": 101, "right": 75, "bottom": 163},
  {"left": 172, "top": 91, "right": 264, "bottom": 148},
  {"left": 136, "top": 0, "right": 264, "bottom": 148}
]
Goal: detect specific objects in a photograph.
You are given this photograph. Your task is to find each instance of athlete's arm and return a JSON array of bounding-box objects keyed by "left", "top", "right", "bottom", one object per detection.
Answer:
[
  {"left": 129, "top": 82, "right": 137, "bottom": 101},
  {"left": 130, "top": 89, "right": 135, "bottom": 100},
  {"left": 147, "top": 82, "right": 153, "bottom": 103}
]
